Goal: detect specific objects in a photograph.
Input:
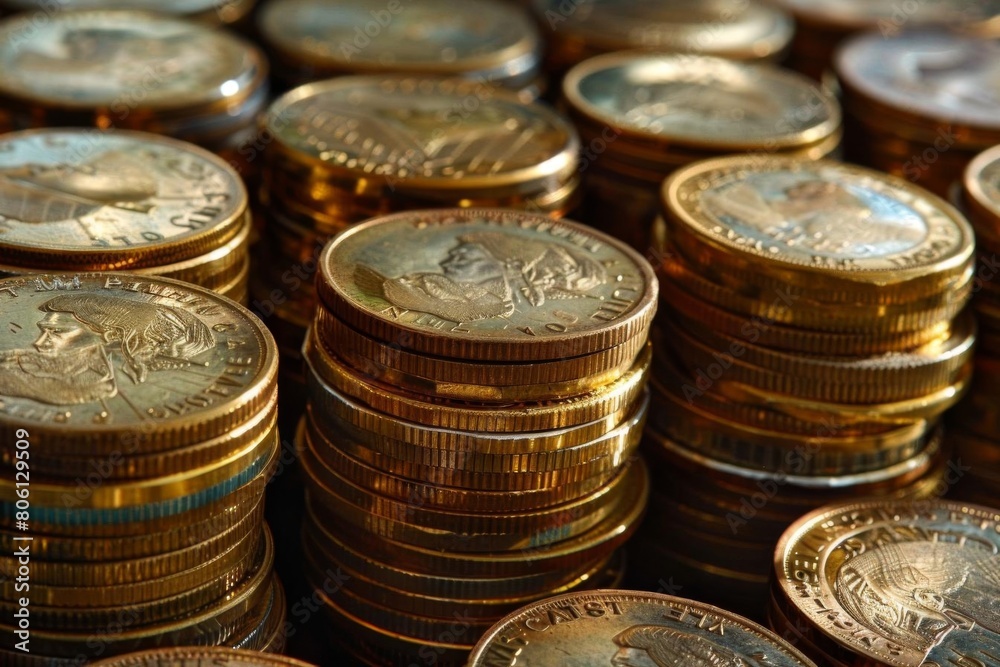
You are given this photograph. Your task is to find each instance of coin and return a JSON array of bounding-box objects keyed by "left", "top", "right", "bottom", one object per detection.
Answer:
[
  {"left": 662, "top": 156, "right": 975, "bottom": 305},
  {"left": 563, "top": 53, "right": 839, "bottom": 153},
  {"left": 774, "top": 499, "right": 1000, "bottom": 666},
  {"left": 771, "top": 0, "right": 1000, "bottom": 30},
  {"left": 466, "top": 589, "right": 817, "bottom": 666},
  {"left": 90, "top": 647, "right": 316, "bottom": 666},
  {"left": 316, "top": 208, "right": 657, "bottom": 361},
  {"left": 262, "top": 77, "right": 578, "bottom": 195},
  {"left": 258, "top": 0, "right": 541, "bottom": 87},
  {"left": 0, "top": 129, "right": 248, "bottom": 269},
  {"left": 0, "top": 273, "right": 278, "bottom": 452},
  {"left": 0, "top": 10, "right": 266, "bottom": 119},
  {"left": 0, "top": 0, "right": 257, "bottom": 26},
  {"left": 963, "top": 144, "right": 1000, "bottom": 243}
]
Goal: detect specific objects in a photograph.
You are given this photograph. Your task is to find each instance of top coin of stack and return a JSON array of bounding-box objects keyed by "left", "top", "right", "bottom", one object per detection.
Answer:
[
  {"left": 257, "top": 0, "right": 543, "bottom": 97},
  {"left": 0, "top": 129, "right": 251, "bottom": 302},
  {"left": 560, "top": 52, "right": 841, "bottom": 248},
  {"left": 771, "top": 499, "right": 1000, "bottom": 666},
  {"left": 0, "top": 273, "right": 281, "bottom": 662},
  {"left": 767, "top": 0, "right": 1000, "bottom": 79},
  {"left": 0, "top": 0, "right": 257, "bottom": 26},
  {"left": 835, "top": 31, "right": 1000, "bottom": 198},
  {"left": 92, "top": 648, "right": 317, "bottom": 667},
  {"left": 532, "top": 0, "right": 793, "bottom": 79},
  {"left": 0, "top": 9, "right": 268, "bottom": 160}
]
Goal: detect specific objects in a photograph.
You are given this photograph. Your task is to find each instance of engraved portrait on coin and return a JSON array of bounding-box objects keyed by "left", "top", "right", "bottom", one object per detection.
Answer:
[
  {"left": 0, "top": 150, "right": 158, "bottom": 224},
  {"left": 702, "top": 172, "right": 927, "bottom": 258},
  {"left": 611, "top": 625, "right": 761, "bottom": 667},
  {"left": 355, "top": 231, "right": 607, "bottom": 323},
  {"left": 834, "top": 541, "right": 1000, "bottom": 659},
  {"left": 0, "top": 293, "right": 214, "bottom": 404}
]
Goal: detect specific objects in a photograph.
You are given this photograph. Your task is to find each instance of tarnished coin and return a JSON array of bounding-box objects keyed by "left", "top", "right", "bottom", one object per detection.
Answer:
[
  {"left": 0, "top": 0, "right": 256, "bottom": 25},
  {"left": 263, "top": 77, "right": 577, "bottom": 193},
  {"left": 0, "top": 10, "right": 264, "bottom": 112},
  {"left": 836, "top": 32, "right": 1000, "bottom": 137},
  {"left": 316, "top": 208, "right": 657, "bottom": 361},
  {"left": 466, "top": 589, "right": 817, "bottom": 666},
  {"left": 258, "top": 0, "right": 540, "bottom": 83},
  {"left": 775, "top": 499, "right": 1000, "bottom": 666},
  {"left": 662, "top": 156, "right": 975, "bottom": 304},
  {"left": 90, "top": 647, "right": 316, "bottom": 666},
  {"left": 0, "top": 129, "right": 247, "bottom": 269},
  {"left": 0, "top": 273, "right": 277, "bottom": 452},
  {"left": 533, "top": 0, "right": 793, "bottom": 63},
  {"left": 563, "top": 53, "right": 839, "bottom": 152}
]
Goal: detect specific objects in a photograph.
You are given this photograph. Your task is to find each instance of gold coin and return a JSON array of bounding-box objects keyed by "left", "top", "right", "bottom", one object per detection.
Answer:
[
  {"left": 467, "top": 590, "right": 816, "bottom": 667},
  {"left": 258, "top": 0, "right": 541, "bottom": 86},
  {"left": 0, "top": 273, "right": 278, "bottom": 452},
  {"left": 662, "top": 156, "right": 975, "bottom": 306},
  {"left": 316, "top": 207, "right": 657, "bottom": 361},
  {"left": 263, "top": 76, "right": 577, "bottom": 195},
  {"left": 535, "top": 0, "right": 794, "bottom": 65},
  {"left": 562, "top": 53, "right": 839, "bottom": 155},
  {"left": 303, "top": 329, "right": 651, "bottom": 432},
  {"left": 257, "top": 577, "right": 289, "bottom": 654},
  {"left": 774, "top": 499, "right": 1000, "bottom": 666},
  {"left": 0, "top": 129, "right": 248, "bottom": 270},
  {"left": 91, "top": 647, "right": 315, "bottom": 667},
  {"left": 0, "top": 10, "right": 267, "bottom": 126}
]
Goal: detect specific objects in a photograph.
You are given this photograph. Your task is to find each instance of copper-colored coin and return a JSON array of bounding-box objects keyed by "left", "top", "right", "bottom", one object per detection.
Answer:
[
  {"left": 0, "top": 273, "right": 278, "bottom": 452},
  {"left": 467, "top": 590, "right": 817, "bottom": 667},
  {"left": 91, "top": 647, "right": 315, "bottom": 667},
  {"left": 316, "top": 208, "right": 657, "bottom": 361},
  {"left": 774, "top": 499, "right": 1000, "bottom": 666}
]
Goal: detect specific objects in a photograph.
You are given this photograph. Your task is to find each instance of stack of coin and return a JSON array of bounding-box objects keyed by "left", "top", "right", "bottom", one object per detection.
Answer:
[
  {"left": 948, "top": 146, "right": 1000, "bottom": 506},
  {"left": 633, "top": 156, "right": 975, "bottom": 619},
  {"left": 0, "top": 129, "right": 251, "bottom": 303},
  {"left": 251, "top": 76, "right": 580, "bottom": 419},
  {"left": 92, "top": 648, "right": 315, "bottom": 667},
  {"left": 767, "top": 0, "right": 1000, "bottom": 79},
  {"left": 530, "top": 0, "right": 793, "bottom": 84},
  {"left": 0, "top": 9, "right": 268, "bottom": 176},
  {"left": 0, "top": 274, "right": 283, "bottom": 663},
  {"left": 468, "top": 590, "right": 818, "bottom": 667},
  {"left": 298, "top": 209, "right": 657, "bottom": 665},
  {"left": 559, "top": 52, "right": 841, "bottom": 250},
  {"left": 771, "top": 499, "right": 1000, "bottom": 666},
  {"left": 835, "top": 31, "right": 1000, "bottom": 198},
  {"left": 256, "top": 0, "right": 543, "bottom": 97},
  {"left": 0, "top": 0, "right": 257, "bottom": 27}
]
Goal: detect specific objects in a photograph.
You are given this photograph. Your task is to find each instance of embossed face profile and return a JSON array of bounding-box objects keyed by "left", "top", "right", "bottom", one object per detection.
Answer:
[
  {"left": 702, "top": 172, "right": 928, "bottom": 259},
  {"left": 611, "top": 625, "right": 759, "bottom": 667},
  {"left": 360, "top": 232, "right": 607, "bottom": 323},
  {"left": 0, "top": 294, "right": 215, "bottom": 405},
  {"left": 834, "top": 541, "right": 1000, "bottom": 654}
]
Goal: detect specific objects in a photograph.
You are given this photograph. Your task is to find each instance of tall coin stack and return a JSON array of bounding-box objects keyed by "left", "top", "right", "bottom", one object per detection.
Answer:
[
  {"left": 530, "top": 0, "right": 793, "bottom": 84},
  {"left": 0, "top": 274, "right": 283, "bottom": 663},
  {"left": 949, "top": 146, "right": 1000, "bottom": 507},
  {"left": 835, "top": 31, "right": 1000, "bottom": 198},
  {"left": 0, "top": 129, "right": 252, "bottom": 303},
  {"left": 0, "top": 10, "right": 268, "bottom": 174},
  {"left": 634, "top": 156, "right": 975, "bottom": 618},
  {"left": 252, "top": 76, "right": 580, "bottom": 416},
  {"left": 256, "top": 0, "right": 543, "bottom": 98},
  {"left": 560, "top": 53, "right": 841, "bottom": 250},
  {"left": 299, "top": 209, "right": 657, "bottom": 665},
  {"left": 766, "top": 0, "right": 1000, "bottom": 79},
  {"left": 0, "top": 0, "right": 258, "bottom": 27},
  {"left": 771, "top": 499, "right": 1000, "bottom": 666}
]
